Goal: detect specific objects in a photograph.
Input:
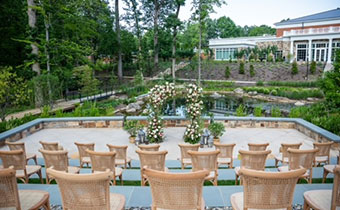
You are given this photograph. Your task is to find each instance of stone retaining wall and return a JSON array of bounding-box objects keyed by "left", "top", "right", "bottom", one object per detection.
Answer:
[{"left": 1, "top": 117, "right": 339, "bottom": 149}]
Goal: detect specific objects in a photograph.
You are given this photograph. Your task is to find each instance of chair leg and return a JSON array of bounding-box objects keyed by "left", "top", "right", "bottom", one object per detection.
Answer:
[
  {"left": 213, "top": 178, "right": 217, "bottom": 186},
  {"left": 235, "top": 174, "right": 239, "bottom": 185},
  {"left": 181, "top": 162, "right": 184, "bottom": 170},
  {"left": 128, "top": 161, "right": 131, "bottom": 168},
  {"left": 322, "top": 170, "right": 329, "bottom": 183},
  {"left": 45, "top": 197, "right": 51, "bottom": 210},
  {"left": 120, "top": 175, "right": 123, "bottom": 186},
  {"left": 275, "top": 159, "right": 278, "bottom": 168},
  {"left": 38, "top": 170, "right": 43, "bottom": 184},
  {"left": 33, "top": 156, "right": 38, "bottom": 165},
  {"left": 303, "top": 201, "right": 309, "bottom": 210},
  {"left": 46, "top": 174, "right": 50, "bottom": 184}
]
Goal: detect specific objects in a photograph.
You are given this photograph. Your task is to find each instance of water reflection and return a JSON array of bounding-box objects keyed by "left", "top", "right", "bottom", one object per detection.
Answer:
[{"left": 163, "top": 96, "right": 298, "bottom": 117}]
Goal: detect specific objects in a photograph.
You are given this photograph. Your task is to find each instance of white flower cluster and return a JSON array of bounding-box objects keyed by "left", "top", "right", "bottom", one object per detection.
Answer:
[
  {"left": 147, "top": 116, "right": 163, "bottom": 142},
  {"left": 148, "top": 82, "right": 176, "bottom": 109},
  {"left": 184, "top": 120, "right": 201, "bottom": 142},
  {"left": 186, "top": 83, "right": 203, "bottom": 104}
]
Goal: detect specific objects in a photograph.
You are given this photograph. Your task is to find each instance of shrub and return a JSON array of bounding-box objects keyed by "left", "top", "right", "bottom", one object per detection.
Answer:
[
  {"left": 239, "top": 61, "right": 245, "bottom": 74},
  {"left": 267, "top": 54, "right": 273, "bottom": 62},
  {"left": 310, "top": 61, "right": 316, "bottom": 74},
  {"left": 249, "top": 64, "right": 255, "bottom": 77},
  {"left": 266, "top": 81, "right": 318, "bottom": 87},
  {"left": 271, "top": 89, "right": 278, "bottom": 96},
  {"left": 55, "top": 109, "right": 64, "bottom": 117},
  {"left": 208, "top": 122, "right": 226, "bottom": 138},
  {"left": 271, "top": 107, "right": 281, "bottom": 117},
  {"left": 236, "top": 104, "right": 247, "bottom": 116},
  {"left": 40, "top": 105, "right": 51, "bottom": 118},
  {"left": 253, "top": 106, "right": 263, "bottom": 117},
  {"left": 256, "top": 80, "right": 264, "bottom": 86},
  {"left": 123, "top": 120, "right": 141, "bottom": 137},
  {"left": 263, "top": 88, "right": 270, "bottom": 94},
  {"left": 225, "top": 66, "right": 230, "bottom": 79},
  {"left": 291, "top": 61, "right": 298, "bottom": 75}
]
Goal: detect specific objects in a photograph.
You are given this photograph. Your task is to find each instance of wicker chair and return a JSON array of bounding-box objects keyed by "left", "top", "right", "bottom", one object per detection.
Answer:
[
  {"left": 231, "top": 168, "right": 306, "bottom": 210},
  {"left": 274, "top": 142, "right": 302, "bottom": 167},
  {"left": 143, "top": 167, "right": 209, "bottom": 210},
  {"left": 136, "top": 150, "right": 168, "bottom": 186},
  {"left": 178, "top": 143, "right": 200, "bottom": 169},
  {"left": 214, "top": 143, "right": 235, "bottom": 168},
  {"left": 304, "top": 165, "right": 340, "bottom": 210},
  {"left": 46, "top": 168, "right": 125, "bottom": 210},
  {"left": 74, "top": 142, "right": 94, "bottom": 168},
  {"left": 138, "top": 144, "right": 160, "bottom": 151},
  {"left": 87, "top": 150, "right": 123, "bottom": 185},
  {"left": 278, "top": 148, "right": 319, "bottom": 184},
  {"left": 107, "top": 144, "right": 132, "bottom": 168},
  {"left": 313, "top": 142, "right": 333, "bottom": 166},
  {"left": 188, "top": 150, "right": 220, "bottom": 186},
  {"left": 248, "top": 143, "right": 269, "bottom": 151},
  {"left": 0, "top": 150, "right": 43, "bottom": 184},
  {"left": 39, "top": 141, "right": 64, "bottom": 151},
  {"left": 234, "top": 150, "right": 271, "bottom": 185},
  {"left": 0, "top": 167, "right": 51, "bottom": 210},
  {"left": 39, "top": 149, "right": 80, "bottom": 184},
  {"left": 6, "top": 141, "right": 37, "bottom": 165}
]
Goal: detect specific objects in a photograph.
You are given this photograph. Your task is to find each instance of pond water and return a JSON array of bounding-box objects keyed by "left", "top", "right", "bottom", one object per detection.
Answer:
[{"left": 162, "top": 95, "right": 299, "bottom": 117}]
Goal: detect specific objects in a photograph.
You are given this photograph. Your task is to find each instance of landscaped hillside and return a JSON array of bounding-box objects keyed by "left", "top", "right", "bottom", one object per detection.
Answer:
[{"left": 176, "top": 61, "right": 323, "bottom": 81}]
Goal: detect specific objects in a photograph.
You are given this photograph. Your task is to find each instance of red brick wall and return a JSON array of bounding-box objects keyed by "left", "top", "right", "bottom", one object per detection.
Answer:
[{"left": 276, "top": 23, "right": 340, "bottom": 37}]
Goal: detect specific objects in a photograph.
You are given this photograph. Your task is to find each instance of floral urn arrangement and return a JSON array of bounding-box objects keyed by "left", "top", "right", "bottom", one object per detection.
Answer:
[{"left": 123, "top": 120, "right": 142, "bottom": 143}]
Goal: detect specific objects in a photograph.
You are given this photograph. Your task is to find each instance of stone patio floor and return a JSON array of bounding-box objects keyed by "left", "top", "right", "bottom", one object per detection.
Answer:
[{"left": 1, "top": 127, "right": 338, "bottom": 159}]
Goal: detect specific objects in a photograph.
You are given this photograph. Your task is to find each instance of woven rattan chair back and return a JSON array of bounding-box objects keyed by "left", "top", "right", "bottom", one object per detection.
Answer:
[
  {"left": 178, "top": 144, "right": 200, "bottom": 160},
  {"left": 239, "top": 168, "right": 306, "bottom": 210},
  {"left": 332, "top": 166, "right": 340, "bottom": 209},
  {"left": 280, "top": 143, "right": 302, "bottom": 161},
  {"left": 214, "top": 143, "right": 235, "bottom": 159},
  {"left": 107, "top": 144, "right": 127, "bottom": 160},
  {"left": 143, "top": 168, "right": 209, "bottom": 210},
  {"left": 39, "top": 149, "right": 69, "bottom": 171},
  {"left": 46, "top": 168, "right": 112, "bottom": 210},
  {"left": 40, "top": 141, "right": 61, "bottom": 151},
  {"left": 248, "top": 143, "right": 269, "bottom": 151},
  {"left": 0, "top": 168, "right": 20, "bottom": 209},
  {"left": 6, "top": 141, "right": 26, "bottom": 153},
  {"left": 87, "top": 150, "right": 116, "bottom": 172},
  {"left": 287, "top": 148, "right": 319, "bottom": 170},
  {"left": 74, "top": 142, "right": 94, "bottom": 158},
  {"left": 138, "top": 144, "right": 160, "bottom": 151},
  {"left": 313, "top": 142, "right": 333, "bottom": 157},
  {"left": 239, "top": 150, "right": 271, "bottom": 171},
  {"left": 188, "top": 150, "right": 220, "bottom": 172},
  {"left": 136, "top": 150, "right": 167, "bottom": 171},
  {"left": 0, "top": 150, "right": 26, "bottom": 170}
]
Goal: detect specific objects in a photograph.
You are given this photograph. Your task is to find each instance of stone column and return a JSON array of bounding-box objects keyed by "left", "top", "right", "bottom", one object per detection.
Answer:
[
  {"left": 308, "top": 39, "right": 312, "bottom": 62},
  {"left": 290, "top": 40, "right": 294, "bottom": 63},
  {"left": 327, "top": 38, "right": 333, "bottom": 63}
]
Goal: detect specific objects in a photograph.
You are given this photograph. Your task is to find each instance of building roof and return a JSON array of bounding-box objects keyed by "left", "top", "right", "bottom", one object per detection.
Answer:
[{"left": 274, "top": 8, "right": 340, "bottom": 26}]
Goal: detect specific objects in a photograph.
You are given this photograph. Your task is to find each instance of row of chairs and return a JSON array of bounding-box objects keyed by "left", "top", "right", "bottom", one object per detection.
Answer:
[
  {"left": 1, "top": 165, "right": 339, "bottom": 210},
  {"left": 1, "top": 141, "right": 335, "bottom": 185}
]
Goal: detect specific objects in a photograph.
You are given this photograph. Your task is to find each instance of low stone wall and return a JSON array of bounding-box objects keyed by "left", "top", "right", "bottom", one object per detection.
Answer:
[{"left": 0, "top": 116, "right": 339, "bottom": 149}]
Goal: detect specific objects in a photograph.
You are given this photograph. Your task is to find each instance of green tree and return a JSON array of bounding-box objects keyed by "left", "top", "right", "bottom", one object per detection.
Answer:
[
  {"left": 73, "top": 65, "right": 99, "bottom": 97},
  {"left": 225, "top": 66, "right": 230, "bottom": 78},
  {"left": 249, "top": 64, "right": 255, "bottom": 77},
  {"left": 291, "top": 61, "right": 298, "bottom": 75},
  {"left": 319, "top": 49, "right": 340, "bottom": 108},
  {"left": 310, "top": 61, "right": 316, "bottom": 74},
  {"left": 239, "top": 61, "right": 245, "bottom": 74},
  {"left": 0, "top": 67, "right": 30, "bottom": 121}
]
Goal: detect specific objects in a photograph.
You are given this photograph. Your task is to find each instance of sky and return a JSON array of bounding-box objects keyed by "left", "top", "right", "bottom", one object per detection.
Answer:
[{"left": 117, "top": 0, "right": 339, "bottom": 27}]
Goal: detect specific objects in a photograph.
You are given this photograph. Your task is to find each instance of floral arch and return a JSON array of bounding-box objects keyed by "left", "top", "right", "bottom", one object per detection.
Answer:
[{"left": 146, "top": 82, "right": 203, "bottom": 144}]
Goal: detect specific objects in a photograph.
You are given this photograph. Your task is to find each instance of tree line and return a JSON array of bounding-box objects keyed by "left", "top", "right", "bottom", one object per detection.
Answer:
[{"left": 0, "top": 0, "right": 276, "bottom": 118}]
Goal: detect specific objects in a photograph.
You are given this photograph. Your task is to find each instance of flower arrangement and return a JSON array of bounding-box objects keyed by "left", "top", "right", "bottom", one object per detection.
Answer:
[
  {"left": 147, "top": 82, "right": 176, "bottom": 143},
  {"left": 123, "top": 120, "right": 141, "bottom": 137},
  {"left": 184, "top": 83, "right": 203, "bottom": 144},
  {"left": 146, "top": 114, "right": 163, "bottom": 143},
  {"left": 184, "top": 119, "right": 203, "bottom": 144}
]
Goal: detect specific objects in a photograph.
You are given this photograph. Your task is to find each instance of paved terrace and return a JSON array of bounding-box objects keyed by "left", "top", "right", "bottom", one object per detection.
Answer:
[{"left": 1, "top": 127, "right": 338, "bottom": 159}]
